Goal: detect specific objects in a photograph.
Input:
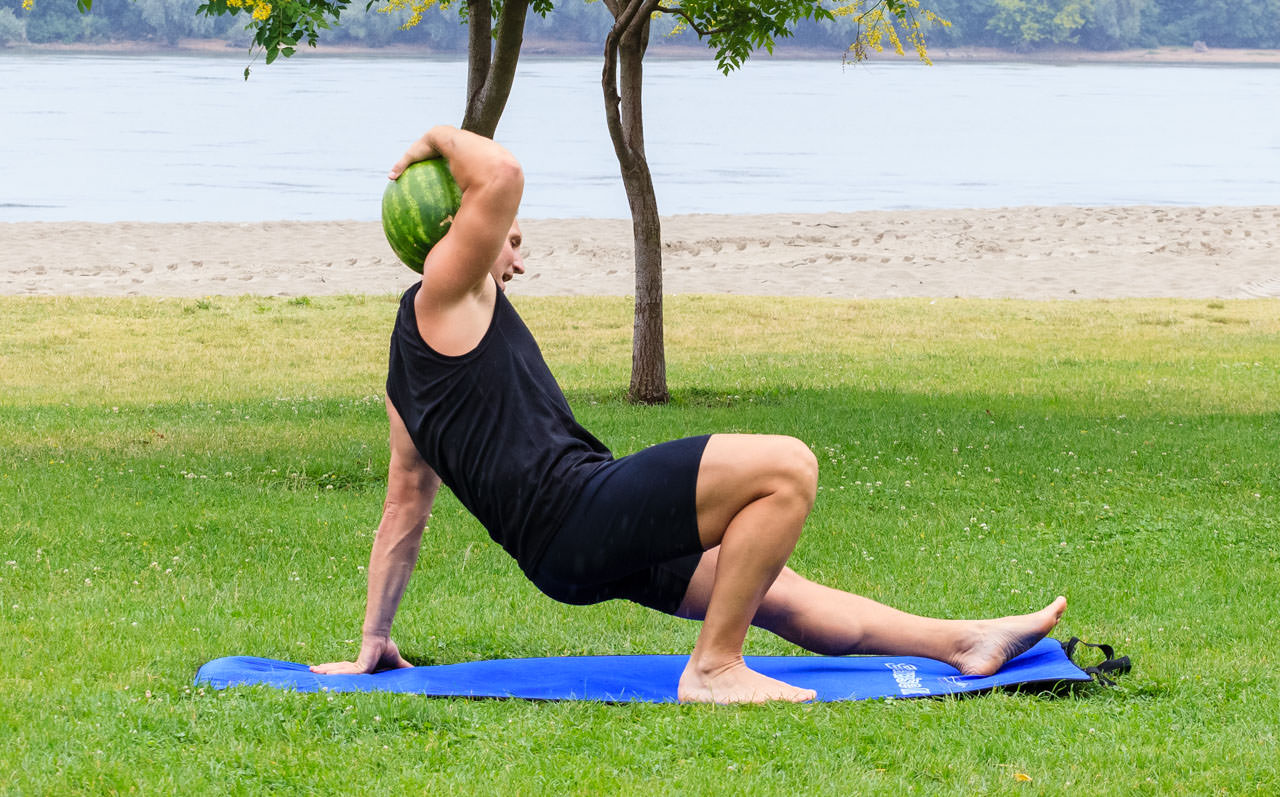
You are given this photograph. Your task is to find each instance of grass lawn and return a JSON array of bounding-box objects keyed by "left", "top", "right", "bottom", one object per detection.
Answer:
[{"left": 1, "top": 294, "right": 1278, "bottom": 794}]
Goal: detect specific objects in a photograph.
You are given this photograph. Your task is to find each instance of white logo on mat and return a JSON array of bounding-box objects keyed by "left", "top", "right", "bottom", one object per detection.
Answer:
[{"left": 885, "top": 662, "right": 932, "bottom": 696}]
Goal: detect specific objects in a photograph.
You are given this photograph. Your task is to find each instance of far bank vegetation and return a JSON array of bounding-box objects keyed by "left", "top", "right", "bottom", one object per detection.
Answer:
[{"left": 3, "top": 0, "right": 1278, "bottom": 53}]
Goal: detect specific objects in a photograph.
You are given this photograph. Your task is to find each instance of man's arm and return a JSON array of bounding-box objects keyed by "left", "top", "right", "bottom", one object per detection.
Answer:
[
  {"left": 311, "top": 398, "right": 441, "bottom": 674},
  {"left": 391, "top": 125, "right": 523, "bottom": 303}
]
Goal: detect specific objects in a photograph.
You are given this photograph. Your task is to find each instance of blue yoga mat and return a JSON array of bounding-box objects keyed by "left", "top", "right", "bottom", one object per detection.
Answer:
[{"left": 195, "top": 638, "right": 1091, "bottom": 702}]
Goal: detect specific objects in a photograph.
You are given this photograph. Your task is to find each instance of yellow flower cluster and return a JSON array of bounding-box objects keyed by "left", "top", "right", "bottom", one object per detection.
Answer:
[
  {"left": 225, "top": 0, "right": 273, "bottom": 23},
  {"left": 22, "top": 0, "right": 33, "bottom": 10},
  {"left": 834, "top": 0, "right": 950, "bottom": 65},
  {"left": 377, "top": 0, "right": 447, "bottom": 30}
]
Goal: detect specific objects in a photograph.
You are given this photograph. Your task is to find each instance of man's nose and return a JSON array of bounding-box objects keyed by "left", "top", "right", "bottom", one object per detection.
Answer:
[{"left": 512, "top": 252, "right": 525, "bottom": 273}]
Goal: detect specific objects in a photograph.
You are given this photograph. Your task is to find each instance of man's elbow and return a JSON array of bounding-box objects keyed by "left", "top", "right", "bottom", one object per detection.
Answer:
[
  {"left": 385, "top": 469, "right": 434, "bottom": 510},
  {"left": 381, "top": 494, "right": 430, "bottom": 529},
  {"left": 490, "top": 158, "right": 524, "bottom": 195}
]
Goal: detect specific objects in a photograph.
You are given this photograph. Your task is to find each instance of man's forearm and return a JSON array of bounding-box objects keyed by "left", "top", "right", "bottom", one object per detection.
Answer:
[{"left": 360, "top": 490, "right": 436, "bottom": 639}]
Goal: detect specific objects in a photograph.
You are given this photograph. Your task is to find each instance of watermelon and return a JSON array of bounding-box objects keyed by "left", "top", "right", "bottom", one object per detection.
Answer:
[{"left": 381, "top": 159, "right": 463, "bottom": 273}]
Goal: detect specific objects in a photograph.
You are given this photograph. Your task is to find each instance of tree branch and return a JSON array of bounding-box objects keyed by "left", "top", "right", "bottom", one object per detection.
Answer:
[
  {"left": 462, "top": 0, "right": 492, "bottom": 132},
  {"left": 461, "top": 0, "right": 531, "bottom": 137},
  {"left": 653, "top": 4, "right": 728, "bottom": 38},
  {"left": 602, "top": 0, "right": 650, "bottom": 167},
  {"left": 480, "top": 0, "right": 531, "bottom": 133}
]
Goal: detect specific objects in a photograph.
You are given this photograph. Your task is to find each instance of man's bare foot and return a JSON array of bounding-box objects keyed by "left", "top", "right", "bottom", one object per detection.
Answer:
[
  {"left": 949, "top": 596, "right": 1068, "bottom": 677},
  {"left": 678, "top": 656, "right": 817, "bottom": 704}
]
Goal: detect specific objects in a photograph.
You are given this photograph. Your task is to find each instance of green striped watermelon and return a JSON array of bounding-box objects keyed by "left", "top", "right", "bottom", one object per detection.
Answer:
[{"left": 381, "top": 159, "right": 463, "bottom": 273}]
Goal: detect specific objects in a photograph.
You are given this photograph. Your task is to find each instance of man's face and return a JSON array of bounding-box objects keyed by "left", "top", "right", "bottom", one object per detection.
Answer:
[{"left": 490, "top": 221, "right": 525, "bottom": 290}]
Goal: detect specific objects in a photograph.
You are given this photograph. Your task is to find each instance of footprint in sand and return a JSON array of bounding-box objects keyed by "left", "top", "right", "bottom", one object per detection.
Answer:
[{"left": 1239, "top": 278, "right": 1280, "bottom": 298}]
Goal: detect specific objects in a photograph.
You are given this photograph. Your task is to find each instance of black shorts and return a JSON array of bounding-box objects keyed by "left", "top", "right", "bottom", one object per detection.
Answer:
[{"left": 527, "top": 434, "right": 711, "bottom": 614}]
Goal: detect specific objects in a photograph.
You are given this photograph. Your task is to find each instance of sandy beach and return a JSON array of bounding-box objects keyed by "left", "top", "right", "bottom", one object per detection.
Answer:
[{"left": 2, "top": 206, "right": 1278, "bottom": 299}]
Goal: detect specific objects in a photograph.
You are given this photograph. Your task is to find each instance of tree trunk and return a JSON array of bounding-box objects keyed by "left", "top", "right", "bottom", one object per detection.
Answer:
[
  {"left": 602, "top": 0, "right": 668, "bottom": 404},
  {"left": 461, "top": 0, "right": 531, "bottom": 138},
  {"left": 463, "top": 0, "right": 492, "bottom": 129}
]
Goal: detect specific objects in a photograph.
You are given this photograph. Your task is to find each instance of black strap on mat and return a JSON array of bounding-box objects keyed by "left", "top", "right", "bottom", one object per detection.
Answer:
[{"left": 1063, "top": 637, "right": 1132, "bottom": 686}]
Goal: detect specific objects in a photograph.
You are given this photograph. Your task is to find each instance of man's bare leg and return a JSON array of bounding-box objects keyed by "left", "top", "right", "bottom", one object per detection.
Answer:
[
  {"left": 678, "top": 434, "right": 821, "bottom": 704},
  {"left": 677, "top": 548, "right": 1067, "bottom": 677}
]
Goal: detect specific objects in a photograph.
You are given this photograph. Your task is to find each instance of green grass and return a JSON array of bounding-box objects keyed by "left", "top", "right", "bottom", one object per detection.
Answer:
[{"left": 2, "top": 295, "right": 1278, "bottom": 794}]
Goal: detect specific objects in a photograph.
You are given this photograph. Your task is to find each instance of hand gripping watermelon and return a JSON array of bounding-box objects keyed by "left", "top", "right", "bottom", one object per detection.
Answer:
[{"left": 381, "top": 159, "right": 463, "bottom": 273}]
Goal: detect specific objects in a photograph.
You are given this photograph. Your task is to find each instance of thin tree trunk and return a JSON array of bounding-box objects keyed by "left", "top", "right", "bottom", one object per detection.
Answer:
[
  {"left": 603, "top": 0, "right": 668, "bottom": 404},
  {"left": 461, "top": 0, "right": 531, "bottom": 138},
  {"left": 463, "top": 0, "right": 492, "bottom": 126}
]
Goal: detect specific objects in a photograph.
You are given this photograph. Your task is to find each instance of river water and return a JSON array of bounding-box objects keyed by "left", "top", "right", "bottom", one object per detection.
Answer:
[{"left": 2, "top": 52, "right": 1278, "bottom": 222}]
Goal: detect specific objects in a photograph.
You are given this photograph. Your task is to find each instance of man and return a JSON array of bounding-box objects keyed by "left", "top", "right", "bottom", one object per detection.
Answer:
[{"left": 313, "top": 126, "right": 1067, "bottom": 704}]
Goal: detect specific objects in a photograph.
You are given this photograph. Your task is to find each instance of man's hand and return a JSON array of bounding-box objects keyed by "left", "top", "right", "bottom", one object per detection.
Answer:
[
  {"left": 387, "top": 128, "right": 444, "bottom": 181},
  {"left": 310, "top": 635, "right": 412, "bottom": 675}
]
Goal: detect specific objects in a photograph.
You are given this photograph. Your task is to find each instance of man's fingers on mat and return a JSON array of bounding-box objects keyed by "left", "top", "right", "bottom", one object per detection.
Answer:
[
  {"left": 308, "top": 647, "right": 412, "bottom": 675},
  {"left": 309, "top": 661, "right": 370, "bottom": 675}
]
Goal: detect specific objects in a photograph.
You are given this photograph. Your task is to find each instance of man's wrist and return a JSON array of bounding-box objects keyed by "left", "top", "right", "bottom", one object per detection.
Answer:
[{"left": 425, "top": 125, "right": 455, "bottom": 158}]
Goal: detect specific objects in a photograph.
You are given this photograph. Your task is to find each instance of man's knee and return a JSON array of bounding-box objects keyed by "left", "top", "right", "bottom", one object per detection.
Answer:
[
  {"left": 695, "top": 434, "right": 818, "bottom": 542},
  {"left": 771, "top": 436, "right": 818, "bottom": 508}
]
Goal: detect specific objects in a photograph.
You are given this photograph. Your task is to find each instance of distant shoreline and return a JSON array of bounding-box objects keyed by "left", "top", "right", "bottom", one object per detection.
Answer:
[{"left": 8, "top": 37, "right": 1280, "bottom": 66}]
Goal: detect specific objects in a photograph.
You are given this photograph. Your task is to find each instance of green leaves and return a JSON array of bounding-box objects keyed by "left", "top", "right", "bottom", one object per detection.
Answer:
[
  {"left": 658, "top": 0, "right": 836, "bottom": 74},
  {"left": 198, "top": 0, "right": 353, "bottom": 75}
]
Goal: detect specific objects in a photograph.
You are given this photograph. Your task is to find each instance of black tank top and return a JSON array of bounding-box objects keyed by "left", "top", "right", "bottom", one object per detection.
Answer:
[{"left": 386, "top": 282, "right": 613, "bottom": 572}]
